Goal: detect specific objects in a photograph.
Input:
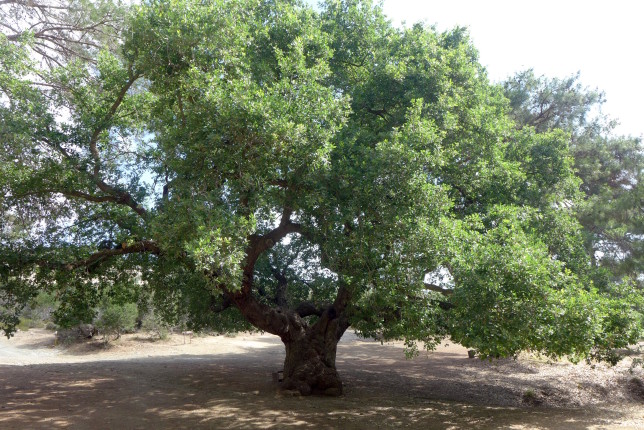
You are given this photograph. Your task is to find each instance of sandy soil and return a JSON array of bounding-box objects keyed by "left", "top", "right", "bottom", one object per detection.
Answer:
[{"left": 0, "top": 329, "right": 643, "bottom": 429}]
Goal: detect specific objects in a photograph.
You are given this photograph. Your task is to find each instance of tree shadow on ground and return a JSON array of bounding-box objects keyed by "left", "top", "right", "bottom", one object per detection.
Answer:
[
  {"left": 0, "top": 339, "right": 640, "bottom": 430},
  {"left": 1, "top": 331, "right": 58, "bottom": 351}
]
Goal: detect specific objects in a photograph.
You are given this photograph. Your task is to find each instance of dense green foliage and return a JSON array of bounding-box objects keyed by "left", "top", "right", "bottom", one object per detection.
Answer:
[
  {"left": 504, "top": 70, "right": 642, "bottom": 289},
  {"left": 1, "top": 0, "right": 642, "bottom": 368},
  {"left": 95, "top": 299, "right": 138, "bottom": 339}
]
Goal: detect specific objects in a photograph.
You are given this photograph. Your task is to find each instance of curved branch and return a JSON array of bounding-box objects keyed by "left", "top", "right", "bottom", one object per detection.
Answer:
[
  {"left": 86, "top": 72, "right": 147, "bottom": 219},
  {"left": 56, "top": 240, "right": 160, "bottom": 271},
  {"left": 366, "top": 107, "right": 389, "bottom": 120},
  {"left": 226, "top": 289, "right": 294, "bottom": 337},
  {"left": 424, "top": 283, "right": 454, "bottom": 310},
  {"left": 243, "top": 207, "right": 304, "bottom": 274},
  {"left": 14, "top": 187, "right": 148, "bottom": 218},
  {"left": 89, "top": 73, "right": 140, "bottom": 174},
  {"left": 294, "top": 301, "right": 326, "bottom": 318},
  {"left": 449, "top": 183, "right": 475, "bottom": 207},
  {"left": 269, "top": 266, "right": 288, "bottom": 308},
  {"left": 224, "top": 207, "right": 311, "bottom": 337},
  {"left": 209, "top": 295, "right": 232, "bottom": 313}
]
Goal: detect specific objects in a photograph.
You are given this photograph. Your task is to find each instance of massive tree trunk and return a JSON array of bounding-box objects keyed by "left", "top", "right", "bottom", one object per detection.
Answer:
[
  {"left": 231, "top": 290, "right": 350, "bottom": 395},
  {"left": 281, "top": 309, "right": 348, "bottom": 396},
  {"left": 226, "top": 216, "right": 351, "bottom": 395},
  {"left": 229, "top": 275, "right": 351, "bottom": 396}
]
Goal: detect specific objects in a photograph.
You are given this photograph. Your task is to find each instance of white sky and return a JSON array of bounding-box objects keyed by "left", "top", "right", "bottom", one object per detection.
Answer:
[{"left": 380, "top": 0, "right": 644, "bottom": 137}]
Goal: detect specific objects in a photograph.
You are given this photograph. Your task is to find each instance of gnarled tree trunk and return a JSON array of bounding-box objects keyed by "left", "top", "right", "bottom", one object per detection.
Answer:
[
  {"left": 226, "top": 219, "right": 352, "bottom": 396},
  {"left": 229, "top": 279, "right": 350, "bottom": 396},
  {"left": 281, "top": 309, "right": 347, "bottom": 396}
]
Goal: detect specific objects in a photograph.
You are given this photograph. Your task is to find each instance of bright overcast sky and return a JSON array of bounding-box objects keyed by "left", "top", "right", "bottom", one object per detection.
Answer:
[{"left": 379, "top": 0, "right": 644, "bottom": 137}]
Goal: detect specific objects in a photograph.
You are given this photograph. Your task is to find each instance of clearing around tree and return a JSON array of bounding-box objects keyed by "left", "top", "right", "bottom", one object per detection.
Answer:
[{"left": 0, "top": 329, "right": 642, "bottom": 429}]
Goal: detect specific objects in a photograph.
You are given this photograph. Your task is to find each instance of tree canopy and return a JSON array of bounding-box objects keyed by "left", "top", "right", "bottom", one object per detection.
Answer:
[{"left": 1, "top": 0, "right": 642, "bottom": 395}]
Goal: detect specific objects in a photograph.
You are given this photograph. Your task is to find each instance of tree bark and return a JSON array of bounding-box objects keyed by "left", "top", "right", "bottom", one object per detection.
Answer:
[
  {"left": 230, "top": 288, "right": 349, "bottom": 395},
  {"left": 281, "top": 307, "right": 348, "bottom": 396}
]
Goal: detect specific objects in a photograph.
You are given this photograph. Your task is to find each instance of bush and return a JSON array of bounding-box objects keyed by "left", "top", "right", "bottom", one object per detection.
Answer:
[
  {"left": 17, "top": 292, "right": 59, "bottom": 330},
  {"left": 95, "top": 301, "right": 138, "bottom": 340},
  {"left": 31, "top": 292, "right": 58, "bottom": 321},
  {"left": 141, "top": 310, "right": 171, "bottom": 340},
  {"left": 17, "top": 317, "right": 44, "bottom": 331}
]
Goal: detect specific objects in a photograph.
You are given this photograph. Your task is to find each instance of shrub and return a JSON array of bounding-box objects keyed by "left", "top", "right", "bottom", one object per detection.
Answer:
[
  {"left": 141, "top": 310, "right": 171, "bottom": 340},
  {"left": 17, "top": 317, "right": 44, "bottom": 331},
  {"left": 17, "top": 292, "right": 59, "bottom": 330},
  {"left": 95, "top": 301, "right": 138, "bottom": 340}
]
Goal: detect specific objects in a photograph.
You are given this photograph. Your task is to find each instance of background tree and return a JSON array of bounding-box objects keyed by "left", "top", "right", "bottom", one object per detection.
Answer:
[
  {"left": 0, "top": 0, "right": 125, "bottom": 67},
  {"left": 1, "top": 0, "right": 642, "bottom": 396},
  {"left": 504, "top": 70, "right": 643, "bottom": 288}
]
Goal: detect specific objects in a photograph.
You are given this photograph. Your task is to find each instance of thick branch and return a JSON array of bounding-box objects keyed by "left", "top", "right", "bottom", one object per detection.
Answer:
[
  {"left": 225, "top": 289, "right": 294, "bottom": 337},
  {"left": 94, "top": 179, "right": 148, "bottom": 218},
  {"left": 424, "top": 283, "right": 454, "bottom": 310},
  {"left": 269, "top": 266, "right": 288, "bottom": 308},
  {"left": 449, "top": 183, "right": 475, "bottom": 207},
  {"left": 225, "top": 207, "right": 309, "bottom": 337},
  {"left": 294, "top": 301, "right": 326, "bottom": 318},
  {"left": 424, "top": 282, "right": 453, "bottom": 296},
  {"left": 209, "top": 295, "right": 232, "bottom": 313},
  {"left": 243, "top": 207, "right": 302, "bottom": 276},
  {"left": 85, "top": 72, "right": 147, "bottom": 219},
  {"left": 366, "top": 107, "right": 388, "bottom": 120},
  {"left": 306, "top": 284, "right": 351, "bottom": 343},
  {"left": 14, "top": 187, "right": 147, "bottom": 218},
  {"left": 43, "top": 240, "right": 160, "bottom": 271},
  {"left": 37, "top": 134, "right": 147, "bottom": 218},
  {"left": 269, "top": 179, "right": 289, "bottom": 188},
  {"left": 530, "top": 104, "right": 555, "bottom": 128}
]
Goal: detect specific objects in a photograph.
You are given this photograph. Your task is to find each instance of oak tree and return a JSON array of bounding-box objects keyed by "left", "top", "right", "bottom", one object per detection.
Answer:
[{"left": 1, "top": 0, "right": 641, "bottom": 395}]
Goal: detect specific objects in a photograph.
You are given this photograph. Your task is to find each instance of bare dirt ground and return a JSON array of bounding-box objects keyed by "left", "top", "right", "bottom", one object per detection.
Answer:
[{"left": 0, "top": 329, "right": 643, "bottom": 429}]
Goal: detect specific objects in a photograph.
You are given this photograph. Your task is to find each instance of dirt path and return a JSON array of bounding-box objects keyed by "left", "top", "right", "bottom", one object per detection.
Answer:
[{"left": 0, "top": 329, "right": 642, "bottom": 429}]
